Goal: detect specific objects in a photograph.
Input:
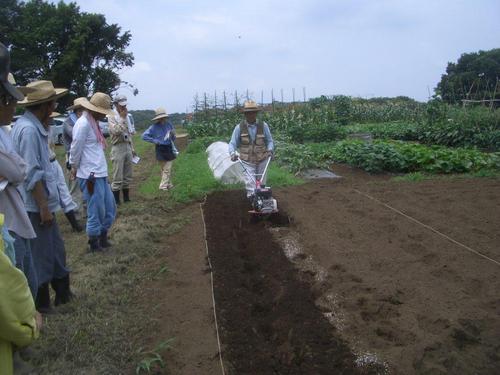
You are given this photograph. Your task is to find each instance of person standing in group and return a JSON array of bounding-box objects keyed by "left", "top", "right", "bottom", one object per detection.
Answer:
[
  {"left": 141, "top": 108, "right": 177, "bottom": 191},
  {"left": 48, "top": 112, "right": 82, "bottom": 232},
  {"left": 11, "top": 80, "right": 73, "bottom": 313},
  {"left": 0, "top": 44, "right": 38, "bottom": 299},
  {"left": 69, "top": 93, "right": 116, "bottom": 252},
  {"left": 228, "top": 100, "right": 274, "bottom": 199},
  {"left": 62, "top": 97, "right": 86, "bottom": 218},
  {"left": 108, "top": 94, "right": 135, "bottom": 205}
]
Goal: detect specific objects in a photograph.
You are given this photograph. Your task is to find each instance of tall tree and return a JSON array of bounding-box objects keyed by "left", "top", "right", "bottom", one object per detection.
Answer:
[
  {"left": 1, "top": 0, "right": 135, "bottom": 104},
  {"left": 436, "top": 49, "right": 500, "bottom": 104}
]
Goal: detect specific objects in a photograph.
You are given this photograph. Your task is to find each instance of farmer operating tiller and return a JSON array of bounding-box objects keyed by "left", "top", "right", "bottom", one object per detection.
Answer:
[{"left": 229, "top": 100, "right": 277, "bottom": 215}]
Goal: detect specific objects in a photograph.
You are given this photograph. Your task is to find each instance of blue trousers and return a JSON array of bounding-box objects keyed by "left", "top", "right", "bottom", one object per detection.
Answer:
[
  {"left": 28, "top": 212, "right": 69, "bottom": 287},
  {"left": 10, "top": 231, "right": 38, "bottom": 300},
  {"left": 78, "top": 177, "right": 116, "bottom": 236}
]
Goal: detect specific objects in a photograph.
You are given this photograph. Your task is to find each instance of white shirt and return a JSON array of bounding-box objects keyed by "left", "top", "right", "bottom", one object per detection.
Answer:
[{"left": 69, "top": 112, "right": 108, "bottom": 179}]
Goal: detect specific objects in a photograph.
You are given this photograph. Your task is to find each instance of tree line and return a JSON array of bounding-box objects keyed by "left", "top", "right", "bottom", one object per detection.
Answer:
[{"left": 0, "top": 0, "right": 135, "bottom": 108}]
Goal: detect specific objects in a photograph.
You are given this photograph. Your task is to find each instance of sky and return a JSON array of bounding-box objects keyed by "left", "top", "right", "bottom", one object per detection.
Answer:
[{"left": 57, "top": 0, "right": 499, "bottom": 113}]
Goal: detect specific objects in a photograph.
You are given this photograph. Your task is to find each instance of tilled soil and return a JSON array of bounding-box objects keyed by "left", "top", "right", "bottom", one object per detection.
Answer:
[
  {"left": 204, "top": 191, "right": 380, "bottom": 374},
  {"left": 202, "top": 167, "right": 500, "bottom": 375}
]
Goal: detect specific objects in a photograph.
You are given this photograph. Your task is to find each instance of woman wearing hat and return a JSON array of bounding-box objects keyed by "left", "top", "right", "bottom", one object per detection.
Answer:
[
  {"left": 11, "top": 79, "right": 75, "bottom": 313},
  {"left": 69, "top": 93, "right": 116, "bottom": 252},
  {"left": 142, "top": 108, "right": 177, "bottom": 190}
]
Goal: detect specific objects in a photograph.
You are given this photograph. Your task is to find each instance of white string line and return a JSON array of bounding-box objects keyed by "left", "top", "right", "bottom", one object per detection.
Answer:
[
  {"left": 199, "top": 199, "right": 226, "bottom": 375},
  {"left": 353, "top": 189, "right": 500, "bottom": 267}
]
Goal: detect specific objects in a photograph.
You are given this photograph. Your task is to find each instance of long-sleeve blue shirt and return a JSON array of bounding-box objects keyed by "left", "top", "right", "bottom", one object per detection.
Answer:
[
  {"left": 228, "top": 121, "right": 274, "bottom": 155},
  {"left": 142, "top": 122, "right": 176, "bottom": 146}
]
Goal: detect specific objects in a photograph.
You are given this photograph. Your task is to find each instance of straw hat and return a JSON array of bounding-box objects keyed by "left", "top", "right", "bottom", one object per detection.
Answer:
[
  {"left": 80, "top": 93, "right": 114, "bottom": 116},
  {"left": 241, "top": 100, "right": 261, "bottom": 113},
  {"left": 152, "top": 107, "right": 168, "bottom": 122},
  {"left": 17, "top": 80, "right": 68, "bottom": 107},
  {"left": 67, "top": 97, "right": 87, "bottom": 111},
  {"left": 49, "top": 111, "right": 61, "bottom": 118}
]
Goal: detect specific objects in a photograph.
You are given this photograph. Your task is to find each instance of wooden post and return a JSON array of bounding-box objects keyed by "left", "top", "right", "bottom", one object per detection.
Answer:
[{"left": 271, "top": 89, "right": 274, "bottom": 112}]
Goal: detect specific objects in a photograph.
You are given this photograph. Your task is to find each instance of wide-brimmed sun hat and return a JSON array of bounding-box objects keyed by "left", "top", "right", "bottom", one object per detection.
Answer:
[
  {"left": 0, "top": 42, "right": 24, "bottom": 101},
  {"left": 241, "top": 100, "right": 261, "bottom": 113},
  {"left": 152, "top": 107, "right": 169, "bottom": 122},
  {"left": 67, "top": 97, "right": 87, "bottom": 111},
  {"left": 80, "top": 93, "right": 114, "bottom": 116},
  {"left": 17, "top": 80, "right": 68, "bottom": 107}
]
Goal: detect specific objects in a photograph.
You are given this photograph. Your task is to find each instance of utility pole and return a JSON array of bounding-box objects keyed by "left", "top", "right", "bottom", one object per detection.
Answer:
[
  {"left": 261, "top": 90, "right": 264, "bottom": 106},
  {"left": 223, "top": 91, "right": 227, "bottom": 110},
  {"left": 246, "top": 89, "right": 249, "bottom": 100},
  {"left": 280, "top": 88, "right": 284, "bottom": 104},
  {"left": 303, "top": 87, "right": 306, "bottom": 102},
  {"left": 292, "top": 88, "right": 295, "bottom": 103}
]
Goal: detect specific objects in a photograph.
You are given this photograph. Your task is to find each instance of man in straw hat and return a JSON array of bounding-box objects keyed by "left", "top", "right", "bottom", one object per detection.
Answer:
[
  {"left": 11, "top": 79, "right": 74, "bottom": 314},
  {"left": 142, "top": 107, "right": 177, "bottom": 190},
  {"left": 108, "top": 94, "right": 136, "bottom": 204},
  {"left": 69, "top": 93, "right": 116, "bottom": 252},
  {"left": 63, "top": 97, "right": 86, "bottom": 218},
  {"left": 229, "top": 100, "right": 274, "bottom": 199}
]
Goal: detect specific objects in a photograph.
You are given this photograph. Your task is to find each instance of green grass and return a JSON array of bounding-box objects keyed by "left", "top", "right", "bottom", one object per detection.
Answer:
[{"left": 138, "top": 137, "right": 303, "bottom": 203}]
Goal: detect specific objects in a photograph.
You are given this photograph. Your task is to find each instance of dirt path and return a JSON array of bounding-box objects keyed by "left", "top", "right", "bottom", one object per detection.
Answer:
[{"left": 134, "top": 204, "right": 222, "bottom": 374}]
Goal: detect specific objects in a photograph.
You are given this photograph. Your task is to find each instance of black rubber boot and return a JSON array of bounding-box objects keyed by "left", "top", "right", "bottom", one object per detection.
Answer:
[
  {"left": 88, "top": 236, "right": 101, "bottom": 252},
  {"left": 113, "top": 190, "right": 121, "bottom": 205},
  {"left": 52, "top": 275, "right": 74, "bottom": 306},
  {"left": 36, "top": 283, "right": 52, "bottom": 314},
  {"left": 65, "top": 210, "right": 83, "bottom": 232},
  {"left": 122, "top": 188, "right": 130, "bottom": 202},
  {"left": 99, "top": 230, "right": 112, "bottom": 248}
]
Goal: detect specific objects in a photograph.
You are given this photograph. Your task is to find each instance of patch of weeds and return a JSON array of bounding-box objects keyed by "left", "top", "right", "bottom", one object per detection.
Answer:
[
  {"left": 392, "top": 172, "right": 427, "bottom": 182},
  {"left": 151, "top": 264, "right": 170, "bottom": 280},
  {"left": 136, "top": 338, "right": 175, "bottom": 374},
  {"left": 466, "top": 169, "right": 500, "bottom": 178}
]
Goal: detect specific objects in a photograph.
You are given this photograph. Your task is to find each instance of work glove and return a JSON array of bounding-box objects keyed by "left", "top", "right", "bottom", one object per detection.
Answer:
[
  {"left": 265, "top": 150, "right": 274, "bottom": 160},
  {"left": 230, "top": 153, "right": 238, "bottom": 162}
]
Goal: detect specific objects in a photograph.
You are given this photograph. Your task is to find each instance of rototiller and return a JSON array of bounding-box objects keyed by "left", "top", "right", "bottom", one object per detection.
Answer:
[{"left": 238, "top": 156, "right": 278, "bottom": 216}]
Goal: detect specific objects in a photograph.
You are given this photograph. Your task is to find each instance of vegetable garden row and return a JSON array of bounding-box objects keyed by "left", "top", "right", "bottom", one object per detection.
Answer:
[{"left": 185, "top": 96, "right": 500, "bottom": 175}]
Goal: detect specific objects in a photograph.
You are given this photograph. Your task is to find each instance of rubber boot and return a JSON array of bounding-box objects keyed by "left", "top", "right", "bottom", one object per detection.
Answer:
[
  {"left": 113, "top": 190, "right": 121, "bottom": 205},
  {"left": 65, "top": 210, "right": 83, "bottom": 232},
  {"left": 99, "top": 230, "right": 112, "bottom": 248},
  {"left": 88, "top": 236, "right": 101, "bottom": 252},
  {"left": 122, "top": 188, "right": 130, "bottom": 202},
  {"left": 52, "top": 275, "right": 74, "bottom": 306},
  {"left": 36, "top": 283, "right": 53, "bottom": 314}
]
